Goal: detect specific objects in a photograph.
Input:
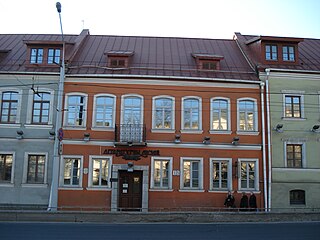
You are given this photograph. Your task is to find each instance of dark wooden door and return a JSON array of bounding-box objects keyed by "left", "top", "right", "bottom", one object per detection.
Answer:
[{"left": 118, "top": 170, "right": 142, "bottom": 210}]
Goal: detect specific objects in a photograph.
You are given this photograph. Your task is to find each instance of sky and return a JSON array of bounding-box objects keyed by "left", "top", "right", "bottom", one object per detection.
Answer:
[{"left": 0, "top": 0, "right": 319, "bottom": 39}]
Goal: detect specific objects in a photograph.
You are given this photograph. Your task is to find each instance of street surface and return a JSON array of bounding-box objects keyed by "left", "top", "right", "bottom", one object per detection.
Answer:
[{"left": 0, "top": 222, "right": 319, "bottom": 240}]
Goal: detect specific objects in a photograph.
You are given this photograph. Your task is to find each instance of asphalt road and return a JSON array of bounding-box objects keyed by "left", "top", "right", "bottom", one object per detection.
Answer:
[{"left": 1, "top": 222, "right": 319, "bottom": 240}]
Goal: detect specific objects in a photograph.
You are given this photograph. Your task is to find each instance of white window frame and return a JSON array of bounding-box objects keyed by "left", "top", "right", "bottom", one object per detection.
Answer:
[
  {"left": 237, "top": 98, "right": 258, "bottom": 134},
  {"left": 0, "top": 88, "right": 22, "bottom": 126},
  {"left": 150, "top": 156, "right": 173, "bottom": 190},
  {"left": 238, "top": 158, "right": 259, "bottom": 191},
  {"left": 283, "top": 140, "right": 306, "bottom": 168},
  {"left": 120, "top": 94, "right": 144, "bottom": 125},
  {"left": 22, "top": 152, "right": 48, "bottom": 185},
  {"left": 26, "top": 88, "right": 54, "bottom": 126},
  {"left": 181, "top": 96, "right": 202, "bottom": 133},
  {"left": 0, "top": 151, "right": 15, "bottom": 185},
  {"left": 180, "top": 157, "right": 203, "bottom": 191},
  {"left": 92, "top": 94, "right": 116, "bottom": 130},
  {"left": 282, "top": 91, "right": 305, "bottom": 120},
  {"left": 63, "top": 93, "right": 88, "bottom": 129},
  {"left": 210, "top": 97, "right": 231, "bottom": 134},
  {"left": 88, "top": 155, "right": 112, "bottom": 189},
  {"left": 152, "top": 96, "right": 175, "bottom": 132},
  {"left": 209, "top": 158, "right": 232, "bottom": 191},
  {"left": 59, "top": 155, "right": 83, "bottom": 188}
]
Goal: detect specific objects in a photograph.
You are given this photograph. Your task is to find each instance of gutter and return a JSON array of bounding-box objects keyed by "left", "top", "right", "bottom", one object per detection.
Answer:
[{"left": 260, "top": 82, "right": 268, "bottom": 212}]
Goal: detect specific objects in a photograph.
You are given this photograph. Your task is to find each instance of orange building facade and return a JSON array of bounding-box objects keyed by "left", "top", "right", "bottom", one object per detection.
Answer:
[{"left": 58, "top": 76, "right": 266, "bottom": 211}]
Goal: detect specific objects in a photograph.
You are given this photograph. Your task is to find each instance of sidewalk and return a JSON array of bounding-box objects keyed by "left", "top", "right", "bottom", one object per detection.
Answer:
[{"left": 1, "top": 211, "right": 320, "bottom": 223}]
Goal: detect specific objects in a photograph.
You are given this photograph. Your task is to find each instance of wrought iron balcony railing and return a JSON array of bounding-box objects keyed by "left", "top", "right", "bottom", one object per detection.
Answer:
[{"left": 114, "top": 124, "right": 146, "bottom": 146}]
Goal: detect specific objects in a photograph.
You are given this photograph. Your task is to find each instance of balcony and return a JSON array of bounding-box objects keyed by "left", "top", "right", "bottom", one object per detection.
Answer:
[{"left": 115, "top": 124, "right": 146, "bottom": 146}]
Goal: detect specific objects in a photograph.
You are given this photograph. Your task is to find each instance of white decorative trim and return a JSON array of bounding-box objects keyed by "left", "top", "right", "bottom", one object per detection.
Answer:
[
  {"left": 209, "top": 130, "right": 232, "bottom": 135},
  {"left": 21, "top": 184, "right": 48, "bottom": 188},
  {"left": 236, "top": 131, "right": 260, "bottom": 136},
  {"left": 22, "top": 152, "right": 48, "bottom": 184},
  {"left": 150, "top": 156, "right": 173, "bottom": 189},
  {"left": 151, "top": 129, "right": 176, "bottom": 133},
  {"left": 92, "top": 94, "right": 116, "bottom": 129},
  {"left": 181, "top": 96, "right": 202, "bottom": 131},
  {"left": 152, "top": 95, "right": 175, "bottom": 131},
  {"left": 88, "top": 155, "right": 112, "bottom": 188},
  {"left": 0, "top": 151, "right": 15, "bottom": 184},
  {"left": 209, "top": 158, "right": 232, "bottom": 191},
  {"left": 180, "top": 157, "right": 203, "bottom": 190},
  {"left": 210, "top": 97, "right": 231, "bottom": 131}
]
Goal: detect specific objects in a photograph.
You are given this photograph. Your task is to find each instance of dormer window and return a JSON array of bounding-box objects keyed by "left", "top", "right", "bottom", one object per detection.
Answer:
[
  {"left": 48, "top": 48, "right": 61, "bottom": 64},
  {"left": 192, "top": 54, "right": 224, "bottom": 71},
  {"left": 106, "top": 51, "right": 134, "bottom": 69},
  {"left": 30, "top": 48, "right": 44, "bottom": 64},
  {"left": 25, "top": 41, "right": 63, "bottom": 66},
  {"left": 265, "top": 44, "right": 277, "bottom": 61},
  {"left": 282, "top": 46, "right": 295, "bottom": 61}
]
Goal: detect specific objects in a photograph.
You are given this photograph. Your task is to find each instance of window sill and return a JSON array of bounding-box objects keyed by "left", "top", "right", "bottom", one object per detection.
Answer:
[
  {"left": 179, "top": 189, "right": 205, "bottom": 193},
  {"left": 236, "top": 131, "right": 259, "bottom": 136},
  {"left": 208, "top": 190, "right": 230, "bottom": 193},
  {"left": 209, "top": 130, "right": 232, "bottom": 135},
  {"left": 86, "top": 187, "right": 111, "bottom": 191},
  {"left": 0, "top": 183, "right": 14, "bottom": 187},
  {"left": 149, "top": 188, "right": 173, "bottom": 192},
  {"left": 21, "top": 183, "right": 48, "bottom": 188},
  {"left": 151, "top": 129, "right": 175, "bottom": 133},
  {"left": 91, "top": 127, "right": 115, "bottom": 132},
  {"left": 58, "top": 187, "right": 84, "bottom": 190},
  {"left": 25, "top": 124, "right": 53, "bottom": 129},
  {"left": 180, "top": 130, "right": 203, "bottom": 134},
  {"left": 0, "top": 123, "right": 21, "bottom": 128},
  {"left": 63, "top": 127, "right": 87, "bottom": 130},
  {"left": 281, "top": 117, "right": 306, "bottom": 121}
]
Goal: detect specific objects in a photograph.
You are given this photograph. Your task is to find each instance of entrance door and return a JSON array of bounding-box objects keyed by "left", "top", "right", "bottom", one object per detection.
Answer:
[{"left": 118, "top": 170, "right": 142, "bottom": 210}]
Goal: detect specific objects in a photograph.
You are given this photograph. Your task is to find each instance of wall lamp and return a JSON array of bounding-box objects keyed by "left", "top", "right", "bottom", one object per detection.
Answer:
[
  {"left": 203, "top": 136, "right": 210, "bottom": 144},
  {"left": 127, "top": 162, "right": 134, "bottom": 172},
  {"left": 174, "top": 134, "right": 181, "bottom": 144},
  {"left": 311, "top": 125, "right": 320, "bottom": 132},
  {"left": 49, "top": 130, "right": 56, "bottom": 140},
  {"left": 274, "top": 124, "right": 283, "bottom": 133},
  {"left": 16, "top": 130, "right": 24, "bottom": 140},
  {"left": 84, "top": 132, "right": 90, "bottom": 142},
  {"left": 232, "top": 136, "right": 239, "bottom": 145}
]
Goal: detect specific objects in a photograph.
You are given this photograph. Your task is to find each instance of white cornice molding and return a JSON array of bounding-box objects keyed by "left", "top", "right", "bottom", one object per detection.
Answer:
[{"left": 259, "top": 71, "right": 320, "bottom": 81}]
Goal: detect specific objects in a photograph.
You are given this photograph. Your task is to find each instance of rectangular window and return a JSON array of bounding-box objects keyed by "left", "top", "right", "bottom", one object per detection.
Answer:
[
  {"left": 239, "top": 160, "right": 258, "bottom": 190},
  {"left": 154, "top": 97, "right": 173, "bottom": 129},
  {"left": 48, "top": 48, "right": 61, "bottom": 64},
  {"left": 183, "top": 98, "right": 200, "bottom": 130},
  {"left": 238, "top": 99, "right": 256, "bottom": 131},
  {"left": 290, "top": 190, "right": 305, "bottom": 205},
  {"left": 211, "top": 159, "right": 230, "bottom": 190},
  {"left": 153, "top": 159, "right": 169, "bottom": 188},
  {"left": 110, "top": 58, "right": 126, "bottom": 68},
  {"left": 285, "top": 96, "right": 301, "bottom": 118},
  {"left": 63, "top": 157, "right": 81, "bottom": 186},
  {"left": 30, "top": 48, "right": 43, "bottom": 64},
  {"left": 202, "top": 61, "right": 217, "bottom": 70},
  {"left": 211, "top": 99, "right": 229, "bottom": 130},
  {"left": 0, "top": 154, "right": 13, "bottom": 183},
  {"left": 286, "top": 144, "right": 302, "bottom": 168},
  {"left": 32, "top": 92, "right": 50, "bottom": 124},
  {"left": 27, "top": 154, "right": 46, "bottom": 184},
  {"left": 283, "top": 46, "right": 295, "bottom": 61},
  {"left": 265, "top": 44, "right": 277, "bottom": 60},
  {"left": 0, "top": 91, "right": 18, "bottom": 123},
  {"left": 94, "top": 96, "right": 115, "bottom": 127},
  {"left": 91, "top": 158, "right": 109, "bottom": 187},
  {"left": 66, "top": 95, "right": 86, "bottom": 127},
  {"left": 181, "top": 158, "right": 203, "bottom": 190}
]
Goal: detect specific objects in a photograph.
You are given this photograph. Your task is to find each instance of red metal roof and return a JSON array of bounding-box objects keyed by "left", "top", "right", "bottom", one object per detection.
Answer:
[{"left": 0, "top": 31, "right": 260, "bottom": 80}]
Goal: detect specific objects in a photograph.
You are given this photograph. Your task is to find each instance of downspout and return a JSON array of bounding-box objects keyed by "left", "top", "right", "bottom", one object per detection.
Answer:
[
  {"left": 260, "top": 81, "right": 268, "bottom": 212},
  {"left": 265, "top": 68, "right": 272, "bottom": 211}
]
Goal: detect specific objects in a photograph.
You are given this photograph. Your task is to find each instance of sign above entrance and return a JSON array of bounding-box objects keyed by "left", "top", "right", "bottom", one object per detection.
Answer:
[{"left": 103, "top": 148, "right": 160, "bottom": 161}]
